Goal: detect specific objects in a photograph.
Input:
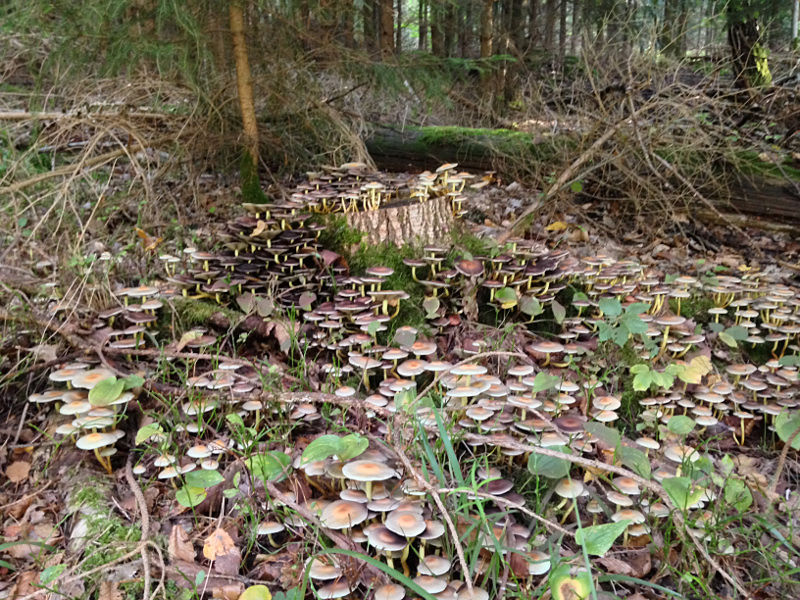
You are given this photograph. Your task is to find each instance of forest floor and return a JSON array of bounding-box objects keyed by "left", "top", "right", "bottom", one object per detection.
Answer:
[{"left": 2, "top": 151, "right": 800, "bottom": 600}]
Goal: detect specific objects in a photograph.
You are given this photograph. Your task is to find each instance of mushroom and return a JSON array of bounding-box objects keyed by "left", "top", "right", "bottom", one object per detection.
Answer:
[{"left": 341, "top": 460, "right": 397, "bottom": 501}]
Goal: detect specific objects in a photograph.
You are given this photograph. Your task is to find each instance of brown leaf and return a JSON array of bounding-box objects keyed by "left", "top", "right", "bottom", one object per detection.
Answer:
[
  {"left": 211, "top": 583, "right": 245, "bottom": 599},
  {"left": 6, "top": 461, "right": 31, "bottom": 484},
  {"left": 213, "top": 544, "right": 242, "bottom": 577},
  {"left": 597, "top": 556, "right": 632, "bottom": 576},
  {"left": 98, "top": 581, "right": 123, "bottom": 600},
  {"left": 203, "top": 528, "right": 235, "bottom": 561},
  {"left": 626, "top": 549, "right": 652, "bottom": 578},
  {"left": 169, "top": 525, "right": 196, "bottom": 563}
]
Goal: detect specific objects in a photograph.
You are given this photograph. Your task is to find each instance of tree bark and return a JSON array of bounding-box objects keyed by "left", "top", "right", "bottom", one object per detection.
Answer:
[
  {"left": 419, "top": 0, "right": 428, "bottom": 49},
  {"left": 380, "top": 0, "right": 395, "bottom": 56},
  {"left": 528, "top": 0, "right": 539, "bottom": 47},
  {"left": 480, "top": 0, "right": 493, "bottom": 57},
  {"left": 570, "top": 0, "right": 579, "bottom": 53},
  {"left": 443, "top": 1, "right": 457, "bottom": 56},
  {"left": 396, "top": 0, "right": 402, "bottom": 53},
  {"left": 543, "top": 0, "right": 556, "bottom": 53},
  {"left": 363, "top": 0, "right": 378, "bottom": 54},
  {"left": 792, "top": 0, "right": 799, "bottom": 45},
  {"left": 727, "top": 3, "right": 772, "bottom": 88},
  {"left": 431, "top": 0, "right": 445, "bottom": 56},
  {"left": 558, "top": 0, "right": 566, "bottom": 63},
  {"left": 229, "top": 0, "right": 259, "bottom": 165}
]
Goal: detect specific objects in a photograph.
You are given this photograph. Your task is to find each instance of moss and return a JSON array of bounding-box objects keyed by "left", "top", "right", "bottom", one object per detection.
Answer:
[
  {"left": 240, "top": 151, "right": 269, "bottom": 204},
  {"left": 669, "top": 295, "right": 715, "bottom": 321},
  {"left": 735, "top": 151, "right": 800, "bottom": 182},
  {"left": 413, "top": 125, "right": 562, "bottom": 161},
  {"left": 172, "top": 297, "right": 239, "bottom": 328}
]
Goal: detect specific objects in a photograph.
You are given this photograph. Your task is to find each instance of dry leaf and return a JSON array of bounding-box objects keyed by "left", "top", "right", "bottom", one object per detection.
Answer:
[
  {"left": 211, "top": 583, "right": 245, "bottom": 599},
  {"left": 168, "top": 525, "right": 196, "bottom": 563},
  {"left": 98, "top": 581, "right": 123, "bottom": 600},
  {"left": 176, "top": 330, "right": 202, "bottom": 352},
  {"left": 6, "top": 461, "right": 31, "bottom": 483},
  {"left": 250, "top": 220, "right": 267, "bottom": 237},
  {"left": 545, "top": 220, "right": 568, "bottom": 232},
  {"left": 203, "top": 528, "right": 235, "bottom": 561}
]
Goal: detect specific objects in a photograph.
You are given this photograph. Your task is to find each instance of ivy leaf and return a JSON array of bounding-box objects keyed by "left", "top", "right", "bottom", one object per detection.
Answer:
[
  {"left": 527, "top": 446, "right": 572, "bottom": 479},
  {"left": 185, "top": 469, "right": 224, "bottom": 489},
  {"left": 667, "top": 415, "right": 696, "bottom": 436},
  {"left": 618, "top": 445, "right": 651, "bottom": 479},
  {"left": 574, "top": 520, "right": 631, "bottom": 556},
  {"left": 247, "top": 451, "right": 291, "bottom": 483},
  {"left": 530, "top": 371, "right": 561, "bottom": 393},
  {"left": 176, "top": 486, "right": 207, "bottom": 508},
  {"left": 423, "top": 296, "right": 440, "bottom": 319},
  {"left": 495, "top": 287, "right": 518, "bottom": 309},
  {"left": 724, "top": 478, "right": 753, "bottom": 512}
]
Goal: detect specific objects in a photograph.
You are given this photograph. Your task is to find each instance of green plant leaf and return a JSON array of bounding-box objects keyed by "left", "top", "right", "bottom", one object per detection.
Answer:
[
  {"left": 247, "top": 451, "right": 291, "bottom": 483},
  {"left": 720, "top": 454, "right": 735, "bottom": 477},
  {"left": 724, "top": 478, "right": 753, "bottom": 512},
  {"left": 240, "top": 585, "right": 273, "bottom": 600},
  {"left": 495, "top": 287, "right": 517, "bottom": 309},
  {"left": 88, "top": 376, "right": 124, "bottom": 406},
  {"left": 551, "top": 300, "right": 566, "bottom": 324},
  {"left": 366, "top": 320, "right": 381, "bottom": 336},
  {"left": 527, "top": 446, "right": 572, "bottom": 479},
  {"left": 301, "top": 434, "right": 343, "bottom": 464},
  {"left": 135, "top": 423, "right": 163, "bottom": 445},
  {"left": 520, "top": 295, "right": 543, "bottom": 317},
  {"left": 570, "top": 180, "right": 583, "bottom": 193},
  {"left": 583, "top": 422, "right": 621, "bottom": 448},
  {"left": 718, "top": 331, "right": 736, "bottom": 348},
  {"left": 775, "top": 411, "right": 800, "bottom": 449},
  {"left": 618, "top": 445, "right": 651, "bottom": 479},
  {"left": 122, "top": 374, "right": 145, "bottom": 390},
  {"left": 185, "top": 469, "right": 224, "bottom": 489},
  {"left": 574, "top": 520, "right": 631, "bottom": 556},
  {"left": 632, "top": 369, "right": 653, "bottom": 391},
  {"left": 778, "top": 355, "right": 800, "bottom": 367},
  {"left": 176, "top": 486, "right": 207, "bottom": 508},
  {"left": 530, "top": 371, "right": 561, "bottom": 393},
  {"left": 394, "top": 327, "right": 417, "bottom": 347},
  {"left": 39, "top": 564, "right": 66, "bottom": 585},
  {"left": 598, "top": 297, "right": 622, "bottom": 317},
  {"left": 226, "top": 413, "right": 245, "bottom": 429},
  {"left": 423, "top": 296, "right": 440, "bottom": 318},
  {"left": 663, "top": 477, "right": 704, "bottom": 511},
  {"left": 338, "top": 433, "right": 369, "bottom": 461},
  {"left": 667, "top": 415, "right": 696, "bottom": 436}
]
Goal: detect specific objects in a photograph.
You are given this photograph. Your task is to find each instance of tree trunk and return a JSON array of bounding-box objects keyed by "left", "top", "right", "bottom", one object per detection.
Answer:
[
  {"left": 727, "top": 4, "right": 772, "bottom": 88},
  {"left": 570, "top": 0, "right": 579, "bottom": 53},
  {"left": 443, "top": 1, "right": 457, "bottom": 56},
  {"left": 792, "top": 0, "right": 799, "bottom": 46},
  {"left": 340, "top": 0, "right": 355, "bottom": 47},
  {"left": 480, "top": 0, "right": 493, "bottom": 57},
  {"left": 558, "top": 0, "right": 566, "bottom": 63},
  {"left": 510, "top": 0, "right": 524, "bottom": 52},
  {"left": 419, "top": 0, "right": 428, "bottom": 49},
  {"left": 396, "top": 0, "right": 402, "bottom": 53},
  {"left": 363, "top": 0, "right": 378, "bottom": 54},
  {"left": 544, "top": 0, "right": 556, "bottom": 53},
  {"left": 380, "top": 0, "right": 394, "bottom": 56},
  {"left": 431, "top": 1, "right": 445, "bottom": 56},
  {"left": 460, "top": 0, "right": 473, "bottom": 57},
  {"left": 528, "top": 0, "right": 539, "bottom": 47},
  {"left": 229, "top": 1, "right": 258, "bottom": 165}
]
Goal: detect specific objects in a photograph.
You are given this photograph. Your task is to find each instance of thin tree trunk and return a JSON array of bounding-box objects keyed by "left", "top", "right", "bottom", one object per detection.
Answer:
[
  {"left": 364, "top": 0, "right": 378, "bottom": 53},
  {"left": 341, "top": 0, "right": 354, "bottom": 47},
  {"left": 558, "top": 0, "right": 566, "bottom": 63},
  {"left": 380, "top": 0, "right": 394, "bottom": 56},
  {"left": 460, "top": 0, "right": 473, "bottom": 57},
  {"left": 431, "top": 0, "right": 445, "bottom": 55},
  {"left": 570, "top": 0, "right": 579, "bottom": 53},
  {"left": 480, "top": 0, "right": 493, "bottom": 57},
  {"left": 544, "top": 0, "right": 556, "bottom": 53},
  {"left": 510, "top": 0, "right": 524, "bottom": 52},
  {"left": 229, "top": 0, "right": 258, "bottom": 164},
  {"left": 443, "top": 1, "right": 457, "bottom": 56},
  {"left": 792, "top": 0, "right": 799, "bottom": 44},
  {"left": 529, "top": 0, "right": 539, "bottom": 46},
  {"left": 396, "top": 0, "right": 402, "bottom": 52},
  {"left": 419, "top": 0, "right": 428, "bottom": 49}
]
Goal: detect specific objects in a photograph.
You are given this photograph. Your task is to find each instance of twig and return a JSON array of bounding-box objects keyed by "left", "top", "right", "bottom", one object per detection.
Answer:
[
  {"left": 125, "top": 453, "right": 152, "bottom": 600},
  {"left": 768, "top": 423, "right": 800, "bottom": 498}
]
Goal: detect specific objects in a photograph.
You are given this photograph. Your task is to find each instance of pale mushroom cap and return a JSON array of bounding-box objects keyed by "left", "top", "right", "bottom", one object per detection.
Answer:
[
  {"left": 72, "top": 368, "right": 116, "bottom": 389},
  {"left": 374, "top": 583, "right": 406, "bottom": 600},
  {"left": 418, "top": 555, "right": 452, "bottom": 576},
  {"left": 613, "top": 476, "right": 640, "bottom": 495},
  {"left": 342, "top": 460, "right": 397, "bottom": 482},
  {"left": 257, "top": 521, "right": 286, "bottom": 536},
  {"left": 320, "top": 500, "right": 368, "bottom": 529},
  {"left": 456, "top": 587, "right": 489, "bottom": 600},
  {"left": 528, "top": 549, "right": 551, "bottom": 575},
  {"left": 413, "top": 576, "right": 448, "bottom": 594},
  {"left": 385, "top": 510, "right": 427, "bottom": 537},
  {"left": 366, "top": 525, "right": 408, "bottom": 551},
  {"left": 612, "top": 509, "right": 646, "bottom": 524},
  {"left": 317, "top": 580, "right": 355, "bottom": 599},
  {"left": 554, "top": 478, "right": 584, "bottom": 499},
  {"left": 76, "top": 431, "right": 118, "bottom": 450}
]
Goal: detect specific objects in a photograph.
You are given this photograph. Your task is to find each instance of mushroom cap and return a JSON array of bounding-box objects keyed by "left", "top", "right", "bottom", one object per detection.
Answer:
[
  {"left": 456, "top": 587, "right": 489, "bottom": 600},
  {"left": 374, "top": 583, "right": 405, "bottom": 600},
  {"left": 48, "top": 367, "right": 85, "bottom": 383},
  {"left": 450, "top": 364, "right": 487, "bottom": 377},
  {"left": 72, "top": 368, "right": 116, "bottom": 389},
  {"left": 413, "top": 576, "right": 447, "bottom": 594},
  {"left": 76, "top": 431, "right": 119, "bottom": 450},
  {"left": 306, "top": 557, "right": 341, "bottom": 580},
  {"left": 257, "top": 521, "right": 285, "bottom": 536},
  {"left": 385, "top": 510, "right": 427, "bottom": 537},
  {"left": 529, "top": 341, "right": 564, "bottom": 354},
  {"left": 342, "top": 460, "right": 397, "bottom": 482},
  {"left": 418, "top": 555, "right": 451, "bottom": 576},
  {"left": 397, "top": 359, "right": 428, "bottom": 377},
  {"left": 552, "top": 414, "right": 586, "bottom": 434},
  {"left": 663, "top": 444, "right": 699, "bottom": 464},
  {"left": 612, "top": 508, "right": 646, "bottom": 524},
  {"left": 320, "top": 500, "right": 368, "bottom": 529},
  {"left": 554, "top": 478, "right": 584, "bottom": 499},
  {"left": 454, "top": 259, "right": 485, "bottom": 277},
  {"left": 349, "top": 355, "right": 382, "bottom": 370},
  {"left": 527, "top": 549, "right": 551, "bottom": 575},
  {"left": 366, "top": 524, "right": 407, "bottom": 551},
  {"left": 594, "top": 395, "right": 621, "bottom": 411},
  {"left": 316, "top": 580, "right": 355, "bottom": 599},
  {"left": 613, "top": 476, "right": 640, "bottom": 495}
]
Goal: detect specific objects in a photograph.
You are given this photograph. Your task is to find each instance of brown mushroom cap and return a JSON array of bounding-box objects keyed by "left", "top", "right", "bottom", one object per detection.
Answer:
[
  {"left": 385, "top": 510, "right": 427, "bottom": 537},
  {"left": 320, "top": 500, "right": 369, "bottom": 529},
  {"left": 341, "top": 460, "right": 397, "bottom": 482}
]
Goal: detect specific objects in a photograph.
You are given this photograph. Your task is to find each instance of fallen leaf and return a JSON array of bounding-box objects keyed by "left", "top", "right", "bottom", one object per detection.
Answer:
[
  {"left": 98, "top": 581, "right": 123, "bottom": 600},
  {"left": 597, "top": 555, "right": 632, "bottom": 575},
  {"left": 29, "top": 344, "right": 58, "bottom": 363},
  {"left": 203, "top": 528, "right": 235, "bottom": 561},
  {"left": 546, "top": 220, "right": 568, "bottom": 232},
  {"left": 250, "top": 220, "right": 267, "bottom": 237},
  {"left": 6, "top": 461, "right": 31, "bottom": 484},
  {"left": 169, "top": 525, "right": 196, "bottom": 563},
  {"left": 212, "top": 583, "right": 245, "bottom": 599},
  {"left": 176, "top": 330, "right": 202, "bottom": 352}
]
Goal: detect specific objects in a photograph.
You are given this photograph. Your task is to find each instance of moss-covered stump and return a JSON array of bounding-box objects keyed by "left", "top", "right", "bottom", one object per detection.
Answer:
[{"left": 345, "top": 194, "right": 454, "bottom": 247}]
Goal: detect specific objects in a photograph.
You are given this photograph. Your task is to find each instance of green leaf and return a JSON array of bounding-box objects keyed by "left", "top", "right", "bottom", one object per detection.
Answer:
[
  {"left": 394, "top": 327, "right": 417, "bottom": 347},
  {"left": 176, "top": 486, "right": 207, "bottom": 508},
  {"left": 624, "top": 302, "right": 650, "bottom": 315},
  {"left": 298, "top": 292, "right": 316, "bottom": 310},
  {"left": 520, "top": 295, "right": 543, "bottom": 317},
  {"left": 256, "top": 297, "right": 274, "bottom": 318},
  {"left": 663, "top": 477, "right": 704, "bottom": 511},
  {"left": 598, "top": 297, "right": 622, "bottom": 317},
  {"left": 720, "top": 454, "right": 735, "bottom": 477},
  {"left": 621, "top": 313, "right": 648, "bottom": 335},
  {"left": 574, "top": 520, "right": 631, "bottom": 556},
  {"left": 718, "top": 331, "right": 737, "bottom": 348},
  {"left": 301, "top": 434, "right": 343, "bottom": 464},
  {"left": 632, "top": 370, "right": 653, "bottom": 391},
  {"left": 778, "top": 355, "right": 800, "bottom": 367},
  {"left": 724, "top": 478, "right": 753, "bottom": 512},
  {"left": 551, "top": 300, "right": 566, "bottom": 324},
  {"left": 667, "top": 415, "right": 696, "bottom": 436},
  {"left": 122, "top": 374, "right": 145, "bottom": 390},
  {"left": 618, "top": 445, "right": 651, "bottom": 479},
  {"left": 226, "top": 413, "right": 245, "bottom": 429},
  {"left": 530, "top": 371, "right": 561, "bottom": 393},
  {"left": 651, "top": 370, "right": 675, "bottom": 390},
  {"left": 527, "top": 446, "right": 572, "bottom": 479},
  {"left": 40, "top": 564, "right": 66, "bottom": 585},
  {"left": 366, "top": 320, "right": 381, "bottom": 336},
  {"left": 495, "top": 287, "right": 517, "bottom": 309},
  {"left": 185, "top": 469, "right": 224, "bottom": 489},
  {"left": 583, "top": 422, "right": 621, "bottom": 448},
  {"left": 195, "top": 569, "right": 206, "bottom": 587},
  {"left": 88, "top": 376, "right": 124, "bottom": 406},
  {"left": 725, "top": 325, "right": 749, "bottom": 341},
  {"left": 135, "top": 423, "right": 163, "bottom": 445},
  {"left": 338, "top": 433, "right": 369, "bottom": 461},
  {"left": 247, "top": 451, "right": 291, "bottom": 483},
  {"left": 240, "top": 585, "right": 273, "bottom": 600},
  {"left": 570, "top": 180, "right": 583, "bottom": 193},
  {"left": 775, "top": 411, "right": 800, "bottom": 450}
]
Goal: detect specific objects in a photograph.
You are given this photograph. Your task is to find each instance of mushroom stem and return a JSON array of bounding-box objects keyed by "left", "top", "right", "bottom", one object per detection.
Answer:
[{"left": 93, "top": 448, "right": 113, "bottom": 475}]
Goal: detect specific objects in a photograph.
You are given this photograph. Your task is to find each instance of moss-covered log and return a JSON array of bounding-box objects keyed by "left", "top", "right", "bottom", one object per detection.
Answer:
[{"left": 365, "top": 125, "right": 558, "bottom": 171}]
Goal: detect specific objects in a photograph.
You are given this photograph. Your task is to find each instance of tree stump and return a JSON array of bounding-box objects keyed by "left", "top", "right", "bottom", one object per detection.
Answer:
[{"left": 344, "top": 195, "right": 455, "bottom": 247}]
